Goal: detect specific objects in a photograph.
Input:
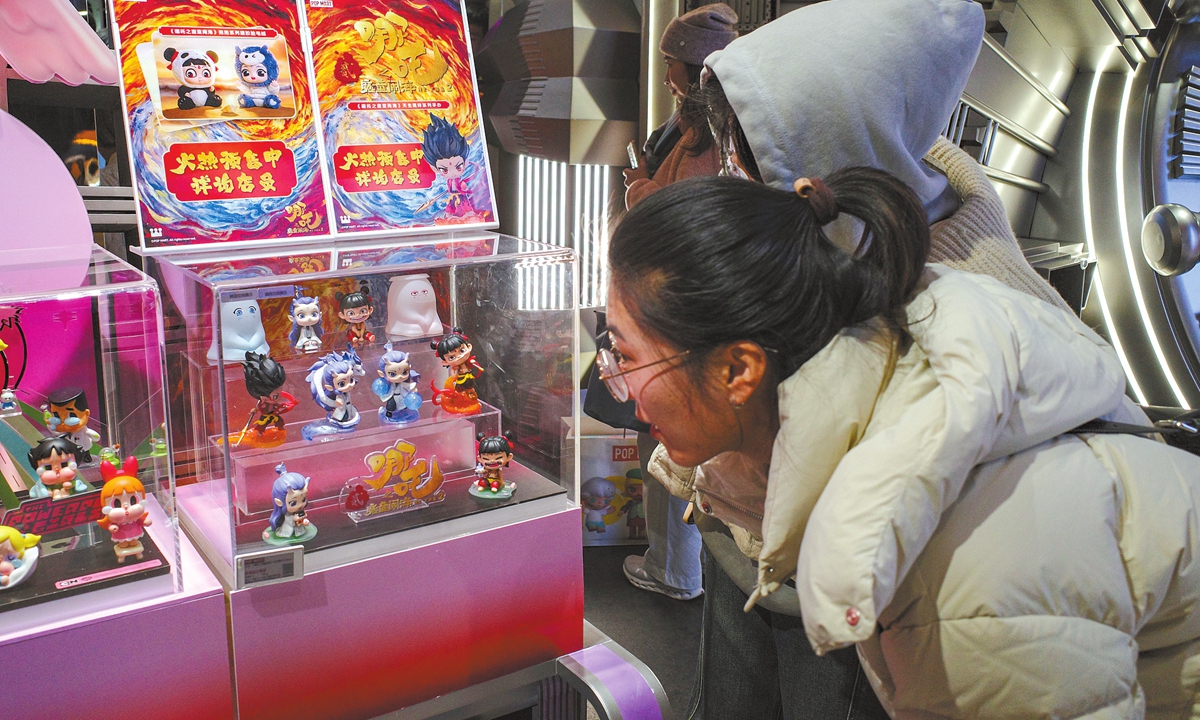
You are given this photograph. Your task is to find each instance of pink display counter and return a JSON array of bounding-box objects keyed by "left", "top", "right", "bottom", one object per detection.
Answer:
[
  {"left": 227, "top": 502, "right": 583, "bottom": 720},
  {"left": 1, "top": 499, "right": 235, "bottom": 720}
]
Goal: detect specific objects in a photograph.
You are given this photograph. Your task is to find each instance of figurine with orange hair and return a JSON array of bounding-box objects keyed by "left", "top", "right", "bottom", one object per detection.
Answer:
[{"left": 97, "top": 457, "right": 153, "bottom": 563}]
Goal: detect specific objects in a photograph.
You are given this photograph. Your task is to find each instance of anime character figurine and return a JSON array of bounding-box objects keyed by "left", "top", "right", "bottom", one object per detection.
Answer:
[
  {"left": 385, "top": 274, "right": 443, "bottom": 340},
  {"left": 97, "top": 457, "right": 152, "bottom": 564},
  {"left": 302, "top": 348, "right": 365, "bottom": 440},
  {"left": 429, "top": 328, "right": 483, "bottom": 415},
  {"left": 336, "top": 281, "right": 375, "bottom": 349},
  {"left": 163, "top": 48, "right": 222, "bottom": 110},
  {"left": 581, "top": 477, "right": 616, "bottom": 533},
  {"left": 262, "top": 463, "right": 316, "bottom": 545},
  {"left": 0, "top": 388, "right": 17, "bottom": 416},
  {"left": 228, "top": 352, "right": 298, "bottom": 448},
  {"left": 470, "top": 432, "right": 516, "bottom": 500},
  {"left": 373, "top": 343, "right": 422, "bottom": 424},
  {"left": 234, "top": 45, "right": 281, "bottom": 109},
  {"left": 27, "top": 436, "right": 87, "bottom": 499},
  {"left": 207, "top": 298, "right": 270, "bottom": 363},
  {"left": 619, "top": 470, "right": 646, "bottom": 540},
  {"left": 418, "top": 114, "right": 476, "bottom": 216},
  {"left": 288, "top": 292, "right": 324, "bottom": 353},
  {"left": 44, "top": 387, "right": 101, "bottom": 463},
  {"left": 0, "top": 526, "right": 40, "bottom": 589}
]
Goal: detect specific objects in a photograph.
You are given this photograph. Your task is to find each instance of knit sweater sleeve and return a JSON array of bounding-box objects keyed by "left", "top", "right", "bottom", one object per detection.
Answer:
[{"left": 923, "top": 137, "right": 1073, "bottom": 313}]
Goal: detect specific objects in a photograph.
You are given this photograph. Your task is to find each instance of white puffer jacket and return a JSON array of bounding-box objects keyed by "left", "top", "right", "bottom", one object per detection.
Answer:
[{"left": 651, "top": 266, "right": 1200, "bottom": 718}]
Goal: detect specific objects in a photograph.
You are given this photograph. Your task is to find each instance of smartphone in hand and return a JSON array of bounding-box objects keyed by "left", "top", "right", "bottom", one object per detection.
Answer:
[{"left": 627, "top": 141, "right": 639, "bottom": 170}]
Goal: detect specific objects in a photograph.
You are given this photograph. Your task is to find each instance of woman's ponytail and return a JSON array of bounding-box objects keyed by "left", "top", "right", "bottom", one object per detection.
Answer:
[
  {"left": 822, "top": 166, "right": 930, "bottom": 313},
  {"left": 609, "top": 168, "right": 932, "bottom": 383}
]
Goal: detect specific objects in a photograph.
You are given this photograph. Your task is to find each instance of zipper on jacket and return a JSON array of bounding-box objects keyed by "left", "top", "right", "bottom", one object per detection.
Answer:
[{"left": 698, "top": 486, "right": 764, "bottom": 522}]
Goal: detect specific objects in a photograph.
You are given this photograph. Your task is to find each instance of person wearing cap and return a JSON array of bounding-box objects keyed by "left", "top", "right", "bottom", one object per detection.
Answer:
[
  {"left": 590, "top": 3, "right": 739, "bottom": 604},
  {"left": 622, "top": 3, "right": 737, "bottom": 210}
]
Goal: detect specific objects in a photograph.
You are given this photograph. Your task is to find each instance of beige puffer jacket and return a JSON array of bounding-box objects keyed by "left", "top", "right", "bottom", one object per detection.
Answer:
[{"left": 651, "top": 266, "right": 1200, "bottom": 718}]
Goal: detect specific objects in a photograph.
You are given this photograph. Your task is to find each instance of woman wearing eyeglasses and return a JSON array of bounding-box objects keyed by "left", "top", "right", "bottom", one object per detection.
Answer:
[{"left": 602, "top": 167, "right": 1200, "bottom": 719}]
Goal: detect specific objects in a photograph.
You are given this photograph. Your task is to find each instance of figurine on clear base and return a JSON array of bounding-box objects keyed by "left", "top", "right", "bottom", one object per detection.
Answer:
[
  {"left": 430, "top": 328, "right": 483, "bottom": 415},
  {"left": 262, "top": 463, "right": 316, "bottom": 545},
  {"left": 44, "top": 387, "right": 101, "bottom": 463},
  {"left": 228, "top": 352, "right": 297, "bottom": 448},
  {"left": 470, "top": 432, "right": 516, "bottom": 500},
  {"left": 97, "top": 457, "right": 152, "bottom": 564},
  {"left": 27, "top": 436, "right": 86, "bottom": 499},
  {"left": 373, "top": 343, "right": 422, "bottom": 424},
  {"left": 0, "top": 526, "right": 40, "bottom": 590},
  {"left": 302, "top": 347, "right": 365, "bottom": 440},
  {"left": 288, "top": 292, "right": 324, "bottom": 353}
]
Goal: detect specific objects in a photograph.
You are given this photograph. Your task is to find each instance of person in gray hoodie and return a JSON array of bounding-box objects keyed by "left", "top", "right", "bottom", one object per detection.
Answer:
[{"left": 667, "top": 0, "right": 1074, "bottom": 717}]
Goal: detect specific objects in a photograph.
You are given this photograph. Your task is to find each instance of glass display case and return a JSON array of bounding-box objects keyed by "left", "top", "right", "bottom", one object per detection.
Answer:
[
  {"left": 0, "top": 246, "right": 176, "bottom": 615},
  {"left": 146, "top": 233, "right": 579, "bottom": 588}
]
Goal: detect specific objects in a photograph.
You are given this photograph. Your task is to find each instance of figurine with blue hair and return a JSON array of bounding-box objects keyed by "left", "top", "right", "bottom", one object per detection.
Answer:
[
  {"left": 262, "top": 463, "right": 316, "bottom": 545},
  {"left": 288, "top": 292, "right": 323, "bottom": 353},
  {"left": 235, "top": 45, "right": 282, "bottom": 109},
  {"left": 418, "top": 114, "right": 477, "bottom": 216},
  {"left": 301, "top": 347, "right": 365, "bottom": 440},
  {"left": 373, "top": 342, "right": 422, "bottom": 424}
]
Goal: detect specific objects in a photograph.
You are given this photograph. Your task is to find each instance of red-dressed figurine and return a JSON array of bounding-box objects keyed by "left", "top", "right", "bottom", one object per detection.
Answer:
[
  {"left": 336, "top": 281, "right": 375, "bottom": 349},
  {"left": 430, "top": 327, "right": 484, "bottom": 414},
  {"left": 471, "top": 432, "right": 515, "bottom": 500},
  {"left": 229, "top": 352, "right": 298, "bottom": 448}
]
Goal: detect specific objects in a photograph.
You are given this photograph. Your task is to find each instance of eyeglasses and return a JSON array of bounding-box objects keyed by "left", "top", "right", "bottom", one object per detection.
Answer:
[{"left": 596, "top": 331, "right": 690, "bottom": 403}]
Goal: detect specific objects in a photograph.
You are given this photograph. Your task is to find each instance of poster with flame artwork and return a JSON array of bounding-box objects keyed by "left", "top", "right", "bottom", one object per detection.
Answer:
[
  {"left": 111, "top": 0, "right": 331, "bottom": 248},
  {"left": 305, "top": 0, "right": 497, "bottom": 234}
]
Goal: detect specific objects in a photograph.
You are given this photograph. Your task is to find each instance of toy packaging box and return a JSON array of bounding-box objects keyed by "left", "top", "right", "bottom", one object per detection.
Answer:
[{"left": 563, "top": 416, "right": 646, "bottom": 547}]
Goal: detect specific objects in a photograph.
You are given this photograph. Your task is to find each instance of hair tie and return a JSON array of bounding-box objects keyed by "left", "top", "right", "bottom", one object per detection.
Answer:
[{"left": 793, "top": 177, "right": 838, "bottom": 225}]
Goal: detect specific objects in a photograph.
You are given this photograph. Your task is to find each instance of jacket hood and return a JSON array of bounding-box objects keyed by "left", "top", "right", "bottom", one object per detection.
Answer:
[{"left": 704, "top": 0, "right": 984, "bottom": 208}]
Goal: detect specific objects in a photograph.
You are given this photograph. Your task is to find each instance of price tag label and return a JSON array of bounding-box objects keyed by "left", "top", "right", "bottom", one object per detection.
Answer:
[{"left": 237, "top": 546, "right": 303, "bottom": 588}]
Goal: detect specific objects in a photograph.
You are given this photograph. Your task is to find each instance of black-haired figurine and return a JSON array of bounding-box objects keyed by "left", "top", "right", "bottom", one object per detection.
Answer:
[
  {"left": 429, "top": 327, "right": 483, "bottom": 415},
  {"left": 27, "top": 436, "right": 86, "bottom": 500},
  {"left": 44, "top": 387, "right": 100, "bottom": 463},
  {"left": 336, "top": 281, "right": 375, "bottom": 349},
  {"left": 417, "top": 114, "right": 476, "bottom": 217},
  {"left": 471, "top": 432, "right": 515, "bottom": 499},
  {"left": 229, "top": 352, "right": 298, "bottom": 449}
]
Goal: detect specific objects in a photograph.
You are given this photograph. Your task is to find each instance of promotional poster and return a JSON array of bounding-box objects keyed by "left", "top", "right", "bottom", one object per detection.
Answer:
[
  {"left": 306, "top": 0, "right": 497, "bottom": 233},
  {"left": 111, "top": 1, "right": 331, "bottom": 248}
]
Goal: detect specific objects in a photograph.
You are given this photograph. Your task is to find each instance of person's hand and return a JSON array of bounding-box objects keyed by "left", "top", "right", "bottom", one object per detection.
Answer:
[{"left": 623, "top": 164, "right": 649, "bottom": 187}]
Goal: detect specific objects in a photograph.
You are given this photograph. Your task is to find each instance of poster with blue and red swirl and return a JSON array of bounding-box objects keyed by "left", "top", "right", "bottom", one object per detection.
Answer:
[
  {"left": 305, "top": 0, "right": 497, "bottom": 233},
  {"left": 111, "top": 0, "right": 332, "bottom": 248}
]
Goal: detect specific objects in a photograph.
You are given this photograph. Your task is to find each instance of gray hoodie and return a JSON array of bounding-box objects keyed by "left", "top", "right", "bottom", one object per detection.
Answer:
[{"left": 704, "top": 0, "right": 984, "bottom": 214}]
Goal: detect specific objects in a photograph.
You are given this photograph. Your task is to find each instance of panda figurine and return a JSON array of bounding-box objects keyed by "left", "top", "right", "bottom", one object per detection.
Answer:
[
  {"left": 164, "top": 48, "right": 222, "bottom": 110},
  {"left": 235, "top": 46, "right": 282, "bottom": 110}
]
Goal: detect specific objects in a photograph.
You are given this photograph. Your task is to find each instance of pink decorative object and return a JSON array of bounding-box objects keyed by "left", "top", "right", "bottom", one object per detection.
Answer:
[
  {"left": 0, "top": 0, "right": 119, "bottom": 86},
  {"left": 0, "top": 109, "right": 93, "bottom": 294}
]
